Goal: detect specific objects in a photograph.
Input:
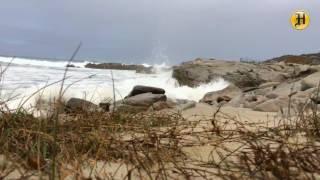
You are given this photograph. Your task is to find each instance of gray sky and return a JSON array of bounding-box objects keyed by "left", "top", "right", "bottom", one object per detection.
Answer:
[{"left": 0, "top": 0, "right": 319, "bottom": 64}]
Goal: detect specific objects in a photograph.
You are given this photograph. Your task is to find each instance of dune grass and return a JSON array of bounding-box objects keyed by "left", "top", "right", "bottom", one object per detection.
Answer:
[
  {"left": 1, "top": 52, "right": 320, "bottom": 179},
  {"left": 1, "top": 94, "right": 320, "bottom": 179}
]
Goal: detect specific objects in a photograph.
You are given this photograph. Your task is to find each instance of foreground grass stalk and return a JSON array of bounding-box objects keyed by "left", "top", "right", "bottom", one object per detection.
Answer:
[{"left": 51, "top": 42, "right": 82, "bottom": 180}]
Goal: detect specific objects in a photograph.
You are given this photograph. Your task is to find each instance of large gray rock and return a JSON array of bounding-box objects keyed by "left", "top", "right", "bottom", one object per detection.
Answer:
[
  {"left": 172, "top": 59, "right": 266, "bottom": 89},
  {"left": 172, "top": 63, "right": 212, "bottom": 87},
  {"left": 65, "top": 98, "right": 98, "bottom": 113},
  {"left": 123, "top": 93, "right": 167, "bottom": 107},
  {"left": 126, "top": 85, "right": 165, "bottom": 98},
  {"left": 111, "top": 88, "right": 168, "bottom": 113},
  {"left": 200, "top": 84, "right": 242, "bottom": 105},
  {"left": 301, "top": 72, "right": 320, "bottom": 91}
]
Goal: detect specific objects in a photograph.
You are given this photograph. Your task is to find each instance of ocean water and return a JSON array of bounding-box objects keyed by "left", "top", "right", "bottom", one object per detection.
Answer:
[{"left": 0, "top": 56, "right": 229, "bottom": 109}]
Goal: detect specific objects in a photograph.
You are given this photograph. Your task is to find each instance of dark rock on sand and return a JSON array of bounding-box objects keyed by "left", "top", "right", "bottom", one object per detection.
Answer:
[
  {"left": 65, "top": 98, "right": 98, "bottom": 113},
  {"left": 126, "top": 85, "right": 165, "bottom": 98},
  {"left": 123, "top": 93, "right": 167, "bottom": 107},
  {"left": 112, "top": 93, "right": 166, "bottom": 113},
  {"left": 112, "top": 85, "right": 196, "bottom": 113}
]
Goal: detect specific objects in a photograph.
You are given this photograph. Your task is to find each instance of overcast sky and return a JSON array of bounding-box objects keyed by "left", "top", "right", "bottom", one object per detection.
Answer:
[{"left": 0, "top": 0, "right": 319, "bottom": 64}]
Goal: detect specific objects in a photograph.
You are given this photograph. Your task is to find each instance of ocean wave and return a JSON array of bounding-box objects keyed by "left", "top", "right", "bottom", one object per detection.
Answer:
[
  {"left": 0, "top": 56, "right": 229, "bottom": 109},
  {"left": 0, "top": 56, "right": 168, "bottom": 70},
  {"left": 0, "top": 56, "right": 90, "bottom": 68}
]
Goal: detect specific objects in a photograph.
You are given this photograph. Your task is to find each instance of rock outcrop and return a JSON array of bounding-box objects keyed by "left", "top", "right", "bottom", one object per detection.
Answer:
[
  {"left": 172, "top": 59, "right": 266, "bottom": 88},
  {"left": 172, "top": 57, "right": 318, "bottom": 90},
  {"left": 174, "top": 53, "right": 320, "bottom": 113},
  {"left": 85, "top": 63, "right": 154, "bottom": 74},
  {"left": 265, "top": 52, "right": 320, "bottom": 65}
]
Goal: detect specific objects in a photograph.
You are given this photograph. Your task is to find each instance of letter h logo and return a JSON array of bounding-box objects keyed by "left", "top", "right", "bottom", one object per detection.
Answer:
[{"left": 295, "top": 12, "right": 306, "bottom": 27}]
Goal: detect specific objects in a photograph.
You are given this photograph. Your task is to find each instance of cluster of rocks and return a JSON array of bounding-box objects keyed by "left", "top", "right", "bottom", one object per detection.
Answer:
[
  {"left": 65, "top": 52, "right": 320, "bottom": 114},
  {"left": 172, "top": 58, "right": 317, "bottom": 89},
  {"left": 85, "top": 63, "right": 154, "bottom": 74},
  {"left": 173, "top": 54, "right": 320, "bottom": 113},
  {"left": 65, "top": 85, "right": 196, "bottom": 114}
]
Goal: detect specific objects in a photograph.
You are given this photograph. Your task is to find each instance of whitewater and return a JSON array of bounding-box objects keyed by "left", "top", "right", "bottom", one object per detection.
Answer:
[{"left": 0, "top": 56, "right": 229, "bottom": 109}]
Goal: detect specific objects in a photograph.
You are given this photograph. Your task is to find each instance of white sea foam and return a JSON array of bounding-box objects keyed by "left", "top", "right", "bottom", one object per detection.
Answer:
[
  {"left": 0, "top": 56, "right": 90, "bottom": 68},
  {"left": 0, "top": 56, "right": 229, "bottom": 110}
]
